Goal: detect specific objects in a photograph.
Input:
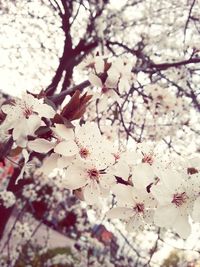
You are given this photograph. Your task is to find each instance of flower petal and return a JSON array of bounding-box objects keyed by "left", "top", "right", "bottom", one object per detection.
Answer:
[
  {"left": 34, "top": 103, "right": 55, "bottom": 118},
  {"left": 27, "top": 114, "right": 42, "bottom": 135},
  {"left": 57, "top": 156, "right": 72, "bottom": 169},
  {"left": 54, "top": 140, "right": 78, "bottom": 157},
  {"left": 133, "top": 163, "right": 155, "bottom": 190},
  {"left": 83, "top": 181, "right": 100, "bottom": 204},
  {"left": 114, "top": 161, "right": 130, "bottom": 181},
  {"left": 13, "top": 118, "right": 27, "bottom": 141},
  {"left": 95, "top": 57, "right": 104, "bottom": 73},
  {"left": 88, "top": 73, "right": 102, "bottom": 87},
  {"left": 192, "top": 197, "right": 200, "bottom": 223},
  {"left": 63, "top": 164, "right": 87, "bottom": 190},
  {"left": 126, "top": 215, "right": 142, "bottom": 232},
  {"left": 154, "top": 204, "right": 177, "bottom": 227},
  {"left": 106, "top": 207, "right": 132, "bottom": 220},
  {"left": 173, "top": 213, "right": 191, "bottom": 239},
  {"left": 28, "top": 139, "right": 55, "bottom": 153},
  {"left": 41, "top": 153, "right": 59, "bottom": 175},
  {"left": 53, "top": 124, "right": 74, "bottom": 140},
  {"left": 112, "top": 184, "right": 133, "bottom": 207}
]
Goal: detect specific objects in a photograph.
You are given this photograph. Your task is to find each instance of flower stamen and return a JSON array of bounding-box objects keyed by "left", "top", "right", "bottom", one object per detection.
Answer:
[
  {"left": 134, "top": 203, "right": 144, "bottom": 213},
  {"left": 172, "top": 192, "right": 188, "bottom": 207},
  {"left": 87, "top": 168, "right": 100, "bottom": 181},
  {"left": 79, "top": 147, "right": 90, "bottom": 159}
]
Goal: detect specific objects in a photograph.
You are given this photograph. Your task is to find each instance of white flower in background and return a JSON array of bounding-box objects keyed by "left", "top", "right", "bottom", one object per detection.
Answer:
[
  {"left": 95, "top": 14, "right": 107, "bottom": 38},
  {"left": 14, "top": 222, "right": 32, "bottom": 241},
  {"left": 63, "top": 159, "right": 115, "bottom": 204},
  {"left": 151, "top": 170, "right": 200, "bottom": 238},
  {"left": 83, "top": 55, "right": 133, "bottom": 94},
  {"left": 22, "top": 184, "right": 37, "bottom": 201},
  {"left": 107, "top": 184, "right": 156, "bottom": 231},
  {"left": 100, "top": 123, "right": 119, "bottom": 142},
  {"left": 1, "top": 92, "right": 55, "bottom": 147},
  {"left": 79, "top": 55, "right": 105, "bottom": 74},
  {"left": 105, "top": 57, "right": 133, "bottom": 93},
  {"left": 0, "top": 190, "right": 16, "bottom": 208}
]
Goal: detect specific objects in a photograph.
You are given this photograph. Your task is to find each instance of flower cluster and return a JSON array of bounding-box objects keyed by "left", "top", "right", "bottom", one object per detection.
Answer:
[
  {"left": 0, "top": 190, "right": 16, "bottom": 208},
  {"left": 0, "top": 81, "right": 199, "bottom": 241},
  {"left": 0, "top": 92, "right": 55, "bottom": 146}
]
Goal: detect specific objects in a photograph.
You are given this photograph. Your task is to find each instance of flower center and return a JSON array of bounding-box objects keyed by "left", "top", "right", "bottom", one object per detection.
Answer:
[
  {"left": 23, "top": 105, "right": 33, "bottom": 118},
  {"left": 79, "top": 147, "right": 90, "bottom": 159},
  {"left": 187, "top": 167, "right": 198, "bottom": 175},
  {"left": 172, "top": 192, "right": 188, "bottom": 207},
  {"left": 142, "top": 154, "right": 154, "bottom": 165},
  {"left": 133, "top": 203, "right": 144, "bottom": 213},
  {"left": 113, "top": 153, "right": 120, "bottom": 162},
  {"left": 87, "top": 168, "right": 100, "bottom": 181}
]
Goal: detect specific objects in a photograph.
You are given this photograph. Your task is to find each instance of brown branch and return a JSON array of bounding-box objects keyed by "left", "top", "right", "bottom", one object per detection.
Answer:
[
  {"left": 184, "top": 0, "right": 196, "bottom": 44},
  {"left": 48, "top": 79, "right": 91, "bottom": 104}
]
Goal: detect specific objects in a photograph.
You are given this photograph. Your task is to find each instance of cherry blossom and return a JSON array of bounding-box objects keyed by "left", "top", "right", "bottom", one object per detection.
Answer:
[
  {"left": 1, "top": 92, "right": 55, "bottom": 146},
  {"left": 151, "top": 170, "right": 200, "bottom": 238},
  {"left": 107, "top": 184, "right": 156, "bottom": 231},
  {"left": 105, "top": 57, "right": 134, "bottom": 93},
  {"left": 63, "top": 159, "right": 116, "bottom": 204}
]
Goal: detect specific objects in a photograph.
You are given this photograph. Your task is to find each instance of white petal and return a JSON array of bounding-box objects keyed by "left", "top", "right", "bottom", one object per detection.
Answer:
[
  {"left": 100, "top": 174, "right": 115, "bottom": 190},
  {"left": 53, "top": 124, "right": 74, "bottom": 140},
  {"left": 112, "top": 184, "right": 133, "bottom": 206},
  {"left": 161, "top": 170, "right": 183, "bottom": 193},
  {"left": 88, "top": 73, "right": 102, "bottom": 87},
  {"left": 34, "top": 103, "right": 55, "bottom": 118},
  {"left": 173, "top": 213, "right": 191, "bottom": 239},
  {"left": 57, "top": 156, "right": 72, "bottom": 168},
  {"left": 41, "top": 153, "right": 59, "bottom": 175},
  {"left": 144, "top": 209, "right": 154, "bottom": 224},
  {"left": 83, "top": 181, "right": 100, "bottom": 204},
  {"left": 133, "top": 163, "right": 155, "bottom": 190},
  {"left": 114, "top": 161, "right": 130, "bottom": 180},
  {"left": 106, "top": 207, "right": 132, "bottom": 220},
  {"left": 126, "top": 216, "right": 142, "bottom": 232},
  {"left": 16, "top": 149, "right": 30, "bottom": 183},
  {"left": 1, "top": 104, "right": 12, "bottom": 114},
  {"left": 63, "top": 164, "right": 87, "bottom": 189},
  {"left": 192, "top": 197, "right": 200, "bottom": 222},
  {"left": 28, "top": 139, "right": 55, "bottom": 153},
  {"left": 13, "top": 118, "right": 27, "bottom": 141},
  {"left": 95, "top": 57, "right": 104, "bottom": 73},
  {"left": 27, "top": 114, "right": 42, "bottom": 135},
  {"left": 188, "top": 157, "right": 200, "bottom": 168},
  {"left": 105, "top": 69, "right": 119, "bottom": 88},
  {"left": 154, "top": 205, "right": 178, "bottom": 227},
  {"left": 151, "top": 184, "right": 172, "bottom": 205},
  {"left": 54, "top": 140, "right": 78, "bottom": 157}
]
